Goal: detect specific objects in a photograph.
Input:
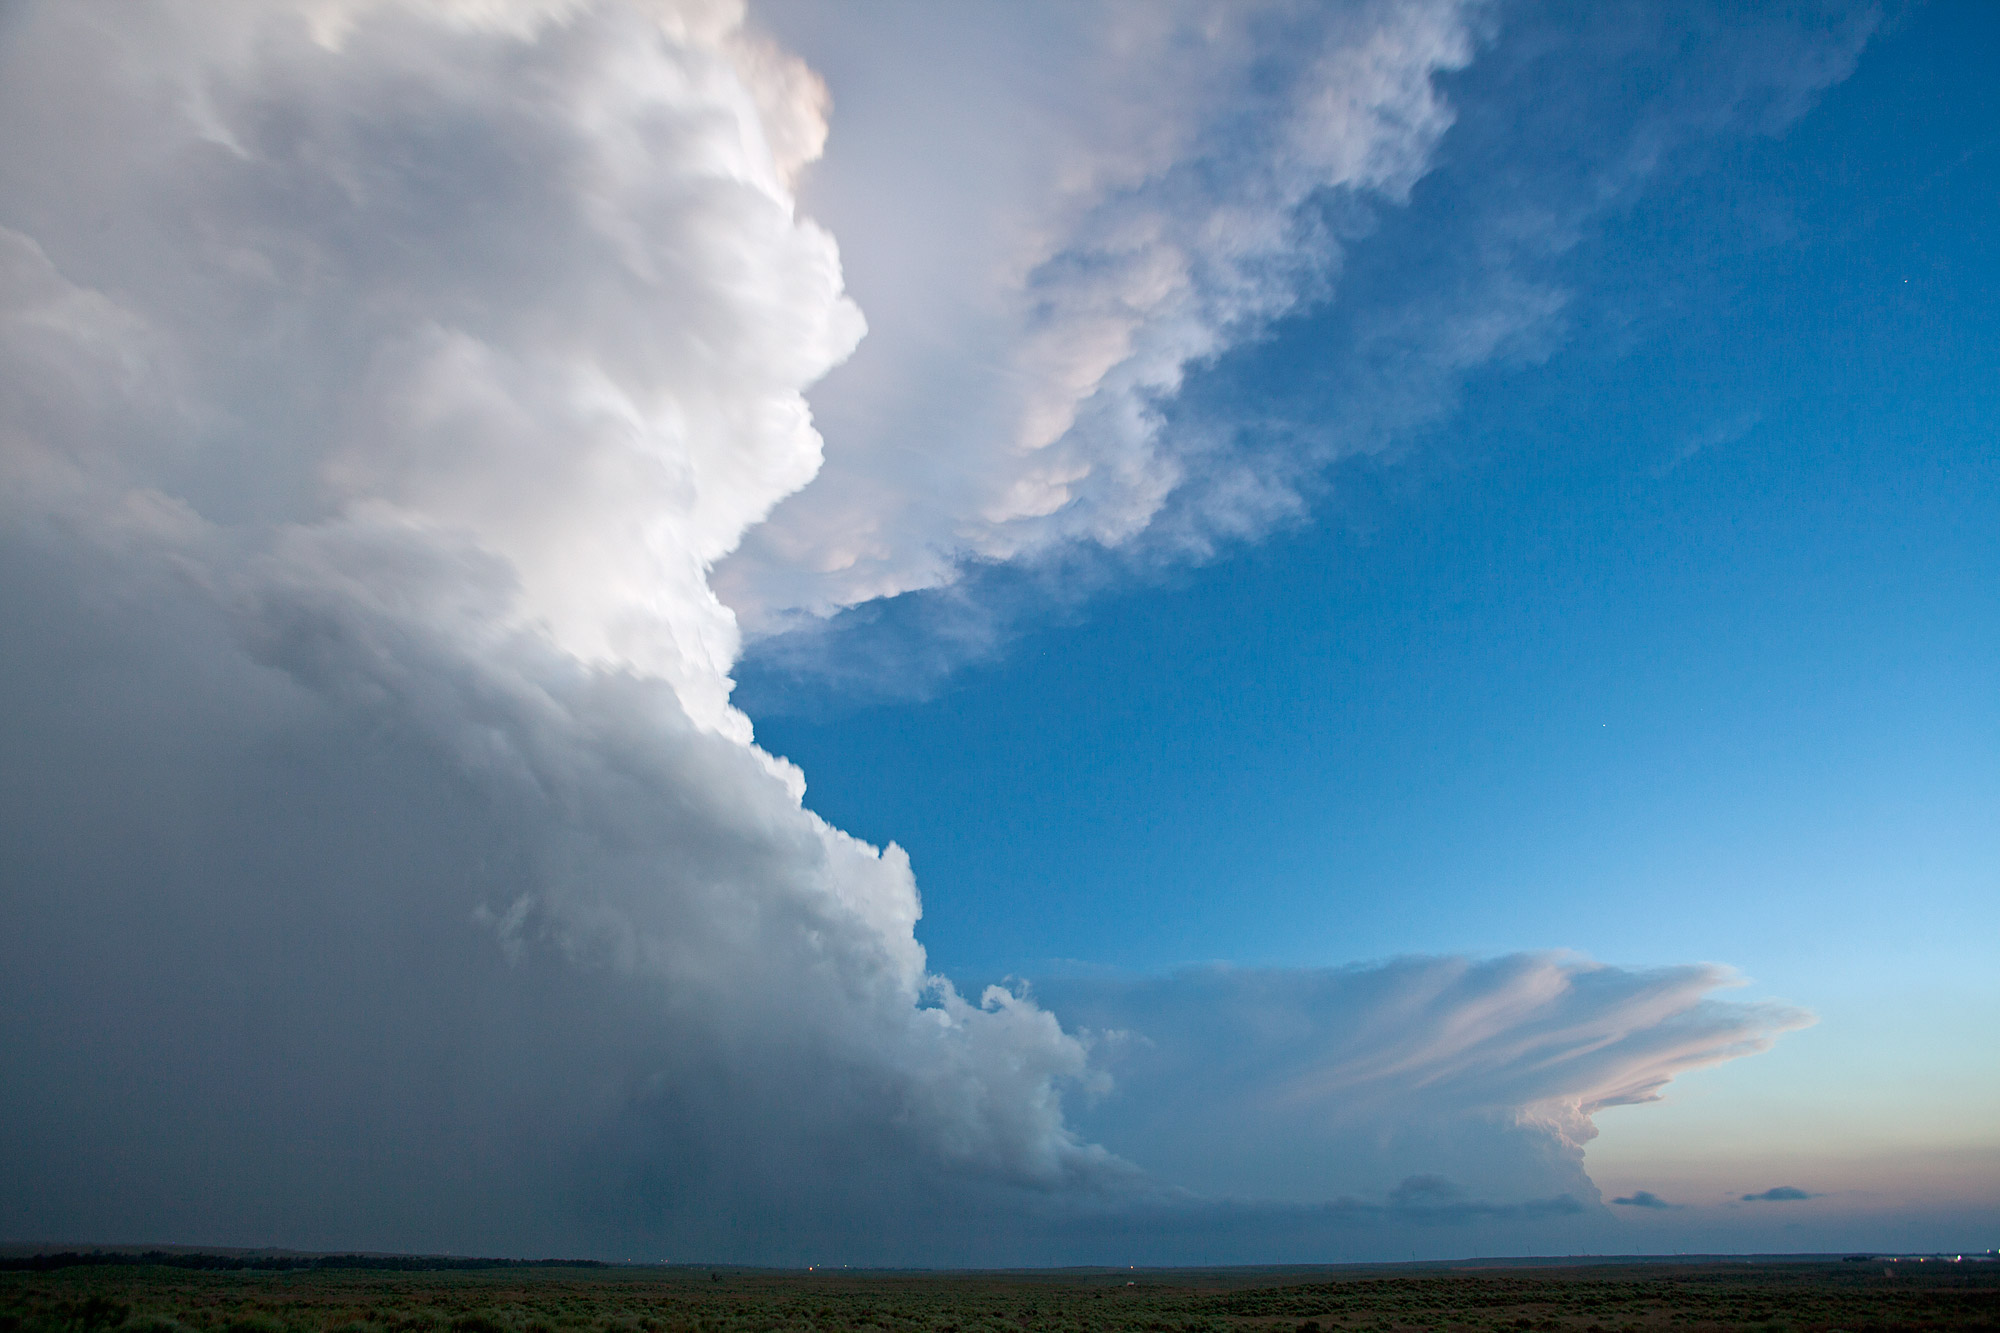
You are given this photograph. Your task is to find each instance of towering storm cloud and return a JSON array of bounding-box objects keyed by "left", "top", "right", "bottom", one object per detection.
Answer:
[{"left": 1, "top": 0, "right": 1817, "bottom": 1262}]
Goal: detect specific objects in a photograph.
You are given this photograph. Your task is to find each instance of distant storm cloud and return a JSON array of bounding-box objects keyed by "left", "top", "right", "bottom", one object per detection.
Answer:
[
  {"left": 1741, "top": 1187, "right": 1820, "bottom": 1203},
  {"left": 1040, "top": 957, "right": 1809, "bottom": 1212},
  {"left": 0, "top": 0, "right": 1850, "bottom": 1263}
]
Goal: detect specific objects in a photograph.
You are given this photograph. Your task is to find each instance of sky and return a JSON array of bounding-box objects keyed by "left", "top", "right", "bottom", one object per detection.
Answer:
[{"left": 0, "top": 0, "right": 1994, "bottom": 1265}]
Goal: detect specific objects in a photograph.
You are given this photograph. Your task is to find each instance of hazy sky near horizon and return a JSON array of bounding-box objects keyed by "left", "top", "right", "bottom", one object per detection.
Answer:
[{"left": 1, "top": 0, "right": 1994, "bottom": 1263}]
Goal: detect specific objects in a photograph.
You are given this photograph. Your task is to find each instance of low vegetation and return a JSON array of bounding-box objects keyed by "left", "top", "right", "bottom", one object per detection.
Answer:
[{"left": 3, "top": 1258, "right": 1995, "bottom": 1333}]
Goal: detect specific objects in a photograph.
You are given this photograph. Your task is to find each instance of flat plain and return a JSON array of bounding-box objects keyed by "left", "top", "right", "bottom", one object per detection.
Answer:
[{"left": 4, "top": 1259, "right": 1996, "bottom": 1333}]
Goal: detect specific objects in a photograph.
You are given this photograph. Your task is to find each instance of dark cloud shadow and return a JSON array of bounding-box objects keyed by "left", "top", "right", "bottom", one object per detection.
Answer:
[
  {"left": 1741, "top": 1186, "right": 1819, "bottom": 1202},
  {"left": 1611, "top": 1191, "right": 1681, "bottom": 1210}
]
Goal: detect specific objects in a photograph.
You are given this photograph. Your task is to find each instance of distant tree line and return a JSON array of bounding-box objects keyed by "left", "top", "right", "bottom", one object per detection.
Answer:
[{"left": 0, "top": 1253, "right": 606, "bottom": 1274}]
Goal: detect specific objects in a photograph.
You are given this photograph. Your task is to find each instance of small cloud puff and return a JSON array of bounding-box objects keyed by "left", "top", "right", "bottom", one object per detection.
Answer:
[
  {"left": 1611, "top": 1191, "right": 1680, "bottom": 1210},
  {"left": 1741, "top": 1186, "right": 1818, "bottom": 1202}
]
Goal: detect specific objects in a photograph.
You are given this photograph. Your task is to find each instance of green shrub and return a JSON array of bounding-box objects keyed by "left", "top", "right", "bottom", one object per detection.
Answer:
[
  {"left": 220, "top": 1316, "right": 283, "bottom": 1333},
  {"left": 451, "top": 1316, "right": 507, "bottom": 1333}
]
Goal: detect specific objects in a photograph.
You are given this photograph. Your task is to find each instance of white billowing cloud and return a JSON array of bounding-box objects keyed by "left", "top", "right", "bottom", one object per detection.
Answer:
[
  {"left": 0, "top": 0, "right": 1115, "bottom": 1254},
  {"left": 718, "top": 0, "right": 1481, "bottom": 630},
  {"left": 0, "top": 0, "right": 1812, "bottom": 1262},
  {"left": 2, "top": 0, "right": 857, "bottom": 740}
]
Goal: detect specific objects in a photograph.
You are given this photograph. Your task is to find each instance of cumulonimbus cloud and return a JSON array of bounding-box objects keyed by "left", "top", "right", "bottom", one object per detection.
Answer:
[
  {"left": 0, "top": 0, "right": 1821, "bottom": 1262},
  {"left": 0, "top": 0, "right": 1115, "bottom": 1257}
]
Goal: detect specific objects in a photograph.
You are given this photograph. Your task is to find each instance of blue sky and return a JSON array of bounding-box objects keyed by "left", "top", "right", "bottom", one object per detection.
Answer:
[
  {"left": 743, "top": 0, "right": 1999, "bottom": 1245},
  {"left": 751, "top": 0, "right": 1997, "bottom": 1003},
  {"left": 0, "top": 0, "right": 1994, "bottom": 1263}
]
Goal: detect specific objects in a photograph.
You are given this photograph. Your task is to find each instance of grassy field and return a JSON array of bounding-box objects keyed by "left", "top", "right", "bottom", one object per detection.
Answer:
[{"left": 4, "top": 1259, "right": 1996, "bottom": 1333}]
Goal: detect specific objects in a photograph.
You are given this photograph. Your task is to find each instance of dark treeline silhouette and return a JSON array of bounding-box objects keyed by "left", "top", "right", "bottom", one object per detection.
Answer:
[{"left": 0, "top": 1252, "right": 605, "bottom": 1274}]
